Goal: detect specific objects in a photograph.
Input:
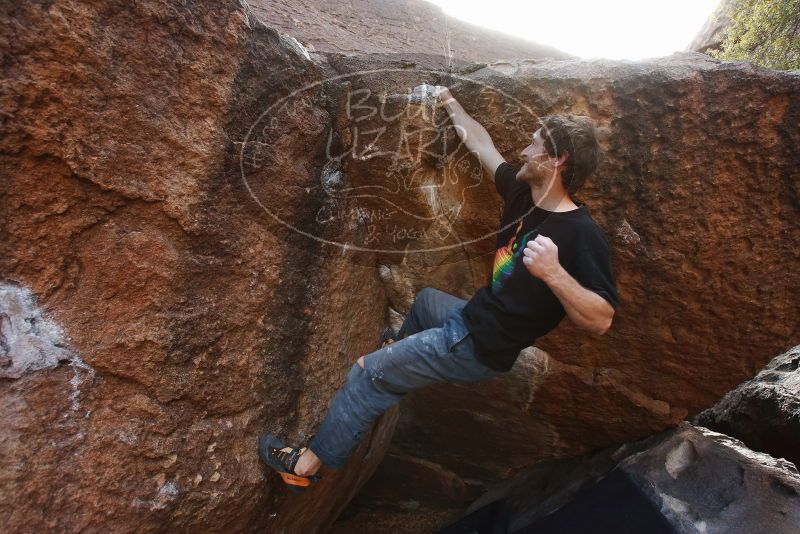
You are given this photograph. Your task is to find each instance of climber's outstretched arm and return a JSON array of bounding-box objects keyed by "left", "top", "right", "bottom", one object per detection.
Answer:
[{"left": 435, "top": 86, "right": 505, "bottom": 182}]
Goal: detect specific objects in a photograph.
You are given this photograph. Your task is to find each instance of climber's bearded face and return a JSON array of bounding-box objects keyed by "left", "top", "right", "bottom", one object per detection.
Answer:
[{"left": 516, "top": 128, "right": 559, "bottom": 186}]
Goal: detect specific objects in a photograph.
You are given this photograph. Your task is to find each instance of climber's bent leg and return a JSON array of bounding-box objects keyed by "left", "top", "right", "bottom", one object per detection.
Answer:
[{"left": 308, "top": 308, "right": 497, "bottom": 469}]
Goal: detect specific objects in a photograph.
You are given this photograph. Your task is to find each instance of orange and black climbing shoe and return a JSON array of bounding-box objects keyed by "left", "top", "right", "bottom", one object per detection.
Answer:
[{"left": 258, "top": 433, "right": 321, "bottom": 493}]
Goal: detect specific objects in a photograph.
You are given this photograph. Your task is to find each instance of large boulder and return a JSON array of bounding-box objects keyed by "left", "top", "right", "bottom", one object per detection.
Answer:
[
  {"left": 618, "top": 424, "right": 800, "bottom": 534},
  {"left": 352, "top": 52, "right": 800, "bottom": 508},
  {"left": 1, "top": 1, "right": 392, "bottom": 531},
  {"left": 696, "top": 345, "right": 800, "bottom": 467}
]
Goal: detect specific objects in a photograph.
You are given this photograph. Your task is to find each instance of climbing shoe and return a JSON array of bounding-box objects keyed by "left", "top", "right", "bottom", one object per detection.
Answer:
[
  {"left": 258, "top": 432, "right": 321, "bottom": 492},
  {"left": 380, "top": 327, "right": 397, "bottom": 348}
]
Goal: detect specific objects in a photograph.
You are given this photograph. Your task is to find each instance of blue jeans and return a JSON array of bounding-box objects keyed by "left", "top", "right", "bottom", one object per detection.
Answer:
[{"left": 308, "top": 288, "right": 500, "bottom": 468}]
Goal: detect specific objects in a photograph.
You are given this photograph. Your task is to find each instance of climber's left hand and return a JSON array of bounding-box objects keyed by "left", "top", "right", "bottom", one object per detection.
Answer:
[{"left": 522, "top": 235, "right": 561, "bottom": 282}]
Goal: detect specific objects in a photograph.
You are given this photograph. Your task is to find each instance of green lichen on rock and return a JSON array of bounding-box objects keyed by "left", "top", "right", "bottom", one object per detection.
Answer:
[{"left": 710, "top": 0, "right": 800, "bottom": 70}]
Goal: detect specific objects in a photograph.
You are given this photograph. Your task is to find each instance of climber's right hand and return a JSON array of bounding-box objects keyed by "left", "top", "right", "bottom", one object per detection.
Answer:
[{"left": 433, "top": 85, "right": 453, "bottom": 102}]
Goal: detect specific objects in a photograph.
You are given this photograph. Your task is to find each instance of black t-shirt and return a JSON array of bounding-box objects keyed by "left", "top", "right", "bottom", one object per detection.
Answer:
[{"left": 463, "top": 162, "right": 619, "bottom": 372}]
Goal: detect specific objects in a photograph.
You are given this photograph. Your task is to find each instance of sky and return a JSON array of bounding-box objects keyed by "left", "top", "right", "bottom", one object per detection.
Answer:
[{"left": 427, "top": 0, "right": 720, "bottom": 60}]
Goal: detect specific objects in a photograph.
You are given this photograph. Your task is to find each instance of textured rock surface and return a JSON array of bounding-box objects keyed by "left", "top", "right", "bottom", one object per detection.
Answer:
[
  {"left": 696, "top": 345, "right": 800, "bottom": 467},
  {"left": 1, "top": 1, "right": 392, "bottom": 532},
  {"left": 248, "top": 0, "right": 572, "bottom": 62},
  {"left": 456, "top": 423, "right": 800, "bottom": 533},
  {"left": 620, "top": 424, "right": 800, "bottom": 534},
  {"left": 3, "top": 0, "right": 800, "bottom": 531}
]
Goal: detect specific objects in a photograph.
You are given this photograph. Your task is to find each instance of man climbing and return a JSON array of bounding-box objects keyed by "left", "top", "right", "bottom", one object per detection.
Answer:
[{"left": 258, "top": 85, "right": 619, "bottom": 492}]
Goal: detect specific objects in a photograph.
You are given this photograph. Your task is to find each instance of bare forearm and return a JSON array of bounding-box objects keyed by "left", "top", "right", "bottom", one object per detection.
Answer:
[
  {"left": 543, "top": 266, "right": 614, "bottom": 335},
  {"left": 523, "top": 235, "right": 614, "bottom": 335},
  {"left": 439, "top": 93, "right": 492, "bottom": 151}
]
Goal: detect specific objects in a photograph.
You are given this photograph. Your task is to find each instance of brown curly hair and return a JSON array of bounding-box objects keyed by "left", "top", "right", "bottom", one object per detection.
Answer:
[{"left": 538, "top": 115, "right": 600, "bottom": 195}]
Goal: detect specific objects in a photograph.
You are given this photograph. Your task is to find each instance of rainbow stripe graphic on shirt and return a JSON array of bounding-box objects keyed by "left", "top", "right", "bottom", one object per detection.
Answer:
[
  {"left": 491, "top": 221, "right": 539, "bottom": 293},
  {"left": 491, "top": 221, "right": 521, "bottom": 292}
]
